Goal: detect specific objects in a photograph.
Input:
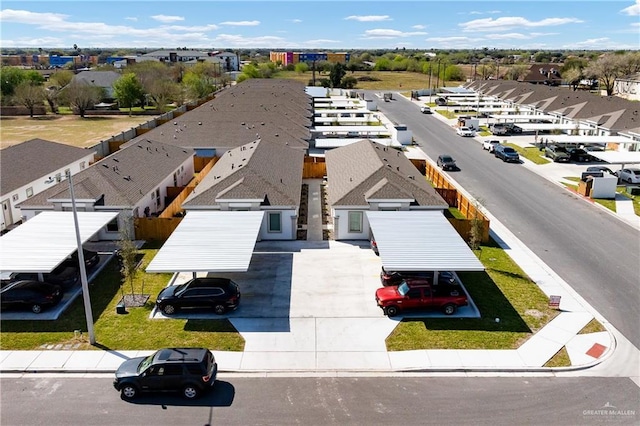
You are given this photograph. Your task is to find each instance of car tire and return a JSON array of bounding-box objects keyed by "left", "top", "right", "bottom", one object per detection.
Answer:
[
  {"left": 121, "top": 384, "right": 138, "bottom": 400},
  {"left": 183, "top": 385, "right": 199, "bottom": 399},
  {"left": 213, "top": 304, "right": 226, "bottom": 315},
  {"left": 162, "top": 304, "right": 176, "bottom": 315},
  {"left": 31, "top": 304, "right": 42, "bottom": 314},
  {"left": 385, "top": 306, "right": 399, "bottom": 317},
  {"left": 443, "top": 304, "right": 457, "bottom": 315}
]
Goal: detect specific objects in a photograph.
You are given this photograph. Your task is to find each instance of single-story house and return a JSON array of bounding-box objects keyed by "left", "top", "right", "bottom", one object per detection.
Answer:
[
  {"left": 1, "top": 139, "right": 96, "bottom": 232},
  {"left": 325, "top": 140, "right": 448, "bottom": 240},
  {"left": 18, "top": 139, "right": 195, "bottom": 240},
  {"left": 181, "top": 139, "right": 304, "bottom": 240}
]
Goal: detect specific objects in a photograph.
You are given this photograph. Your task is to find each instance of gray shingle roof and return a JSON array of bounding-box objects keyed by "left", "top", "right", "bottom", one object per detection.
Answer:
[
  {"left": 325, "top": 140, "right": 448, "bottom": 208},
  {"left": 1, "top": 139, "right": 93, "bottom": 194},
  {"left": 183, "top": 139, "right": 304, "bottom": 208},
  {"left": 18, "top": 139, "right": 193, "bottom": 209},
  {"left": 72, "top": 71, "right": 121, "bottom": 89},
  {"left": 126, "top": 79, "right": 312, "bottom": 152}
]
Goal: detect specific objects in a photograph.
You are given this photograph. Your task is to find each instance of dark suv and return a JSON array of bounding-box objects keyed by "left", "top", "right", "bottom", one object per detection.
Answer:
[
  {"left": 113, "top": 348, "right": 217, "bottom": 400},
  {"left": 156, "top": 277, "right": 241, "bottom": 315},
  {"left": 494, "top": 145, "right": 520, "bottom": 163}
]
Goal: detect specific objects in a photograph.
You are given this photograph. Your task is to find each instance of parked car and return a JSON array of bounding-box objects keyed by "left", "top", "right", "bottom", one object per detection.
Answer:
[
  {"left": 375, "top": 280, "right": 468, "bottom": 316},
  {"left": 566, "top": 148, "right": 591, "bottom": 162},
  {"left": 584, "top": 145, "right": 605, "bottom": 162},
  {"left": 0, "top": 280, "right": 63, "bottom": 314},
  {"left": 436, "top": 154, "right": 457, "bottom": 171},
  {"left": 482, "top": 139, "right": 500, "bottom": 152},
  {"left": 380, "top": 267, "right": 455, "bottom": 287},
  {"left": 586, "top": 166, "right": 615, "bottom": 175},
  {"left": 420, "top": 106, "right": 432, "bottom": 114},
  {"left": 544, "top": 145, "right": 570, "bottom": 162},
  {"left": 63, "top": 248, "right": 100, "bottom": 271},
  {"left": 113, "top": 347, "right": 217, "bottom": 400},
  {"left": 490, "top": 124, "right": 509, "bottom": 136},
  {"left": 494, "top": 145, "right": 520, "bottom": 163},
  {"left": 156, "top": 277, "right": 241, "bottom": 315},
  {"left": 504, "top": 123, "right": 522, "bottom": 134},
  {"left": 456, "top": 127, "right": 475, "bottom": 137},
  {"left": 12, "top": 263, "right": 79, "bottom": 290},
  {"left": 616, "top": 168, "right": 640, "bottom": 184}
]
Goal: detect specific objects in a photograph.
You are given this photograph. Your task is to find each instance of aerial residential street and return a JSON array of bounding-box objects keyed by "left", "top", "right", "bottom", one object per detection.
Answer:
[
  {"left": 1, "top": 375, "right": 638, "bottom": 425},
  {"left": 376, "top": 94, "right": 640, "bottom": 348}
]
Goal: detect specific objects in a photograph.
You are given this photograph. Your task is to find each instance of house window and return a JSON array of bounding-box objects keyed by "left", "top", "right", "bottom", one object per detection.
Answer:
[
  {"left": 268, "top": 212, "right": 282, "bottom": 233},
  {"left": 80, "top": 161, "right": 86, "bottom": 170},
  {"left": 348, "top": 211, "right": 363, "bottom": 233},
  {"left": 64, "top": 169, "right": 70, "bottom": 179},
  {"left": 26, "top": 187, "right": 34, "bottom": 198},
  {"left": 12, "top": 194, "right": 19, "bottom": 201},
  {"left": 106, "top": 218, "right": 119, "bottom": 233}
]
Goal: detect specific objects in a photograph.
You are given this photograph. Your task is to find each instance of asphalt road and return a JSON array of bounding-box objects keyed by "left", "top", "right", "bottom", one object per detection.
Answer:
[
  {"left": 1, "top": 375, "right": 638, "bottom": 425},
  {"left": 375, "top": 94, "right": 640, "bottom": 348}
]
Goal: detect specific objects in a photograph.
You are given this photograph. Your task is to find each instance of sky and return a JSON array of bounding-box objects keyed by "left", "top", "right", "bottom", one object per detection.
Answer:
[{"left": 0, "top": 1, "right": 639, "bottom": 51}]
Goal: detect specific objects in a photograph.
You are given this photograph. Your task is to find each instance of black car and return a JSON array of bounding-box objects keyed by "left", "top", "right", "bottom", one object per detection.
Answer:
[
  {"left": 0, "top": 280, "right": 63, "bottom": 314},
  {"left": 113, "top": 347, "right": 217, "bottom": 400},
  {"left": 380, "top": 267, "right": 456, "bottom": 287},
  {"left": 63, "top": 248, "right": 100, "bottom": 271},
  {"left": 12, "top": 263, "right": 79, "bottom": 290},
  {"left": 494, "top": 145, "right": 520, "bottom": 163},
  {"left": 586, "top": 165, "right": 615, "bottom": 175},
  {"left": 156, "top": 277, "right": 241, "bottom": 315},
  {"left": 436, "top": 154, "right": 457, "bottom": 171},
  {"left": 566, "top": 148, "right": 591, "bottom": 162}
]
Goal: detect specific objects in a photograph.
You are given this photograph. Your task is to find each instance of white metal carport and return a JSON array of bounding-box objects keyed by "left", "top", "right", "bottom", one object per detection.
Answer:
[
  {"left": 548, "top": 135, "right": 636, "bottom": 145},
  {"left": 588, "top": 151, "right": 640, "bottom": 166},
  {"left": 366, "top": 211, "right": 484, "bottom": 272},
  {"left": 145, "top": 211, "right": 264, "bottom": 273},
  {"left": 0, "top": 211, "right": 119, "bottom": 273}
]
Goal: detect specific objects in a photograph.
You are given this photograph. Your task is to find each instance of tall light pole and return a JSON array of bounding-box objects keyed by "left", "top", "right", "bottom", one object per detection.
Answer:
[
  {"left": 66, "top": 170, "right": 96, "bottom": 345},
  {"left": 428, "top": 62, "right": 433, "bottom": 102}
]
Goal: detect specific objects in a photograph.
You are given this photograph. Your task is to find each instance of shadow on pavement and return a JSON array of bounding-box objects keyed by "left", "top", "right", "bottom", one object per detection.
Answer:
[{"left": 123, "top": 380, "right": 235, "bottom": 408}]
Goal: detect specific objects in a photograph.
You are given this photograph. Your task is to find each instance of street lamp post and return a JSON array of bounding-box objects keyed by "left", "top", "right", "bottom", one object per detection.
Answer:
[{"left": 66, "top": 170, "right": 96, "bottom": 345}]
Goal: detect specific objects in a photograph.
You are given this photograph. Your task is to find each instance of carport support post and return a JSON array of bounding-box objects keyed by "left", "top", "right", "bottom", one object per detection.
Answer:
[{"left": 67, "top": 171, "right": 96, "bottom": 345}]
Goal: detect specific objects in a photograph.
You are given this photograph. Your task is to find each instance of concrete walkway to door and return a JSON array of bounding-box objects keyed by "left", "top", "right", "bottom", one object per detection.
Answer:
[{"left": 305, "top": 179, "right": 324, "bottom": 241}]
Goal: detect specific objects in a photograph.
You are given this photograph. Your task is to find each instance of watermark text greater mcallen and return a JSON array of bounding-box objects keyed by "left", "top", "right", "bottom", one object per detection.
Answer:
[{"left": 583, "top": 402, "right": 636, "bottom": 420}]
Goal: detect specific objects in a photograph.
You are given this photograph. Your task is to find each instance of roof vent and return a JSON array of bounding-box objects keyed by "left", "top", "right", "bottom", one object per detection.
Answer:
[
  {"left": 198, "top": 122, "right": 202, "bottom": 125},
  {"left": 173, "top": 122, "right": 177, "bottom": 125}
]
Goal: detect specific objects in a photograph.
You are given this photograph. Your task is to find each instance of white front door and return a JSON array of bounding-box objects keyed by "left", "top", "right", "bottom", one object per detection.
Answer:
[{"left": 1, "top": 200, "right": 13, "bottom": 231}]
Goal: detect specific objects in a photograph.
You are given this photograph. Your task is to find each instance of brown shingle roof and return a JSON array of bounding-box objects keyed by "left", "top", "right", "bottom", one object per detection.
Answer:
[
  {"left": 183, "top": 139, "right": 304, "bottom": 208},
  {"left": 126, "top": 79, "right": 312, "bottom": 152},
  {"left": 19, "top": 139, "right": 193, "bottom": 209},
  {"left": 325, "top": 140, "right": 447, "bottom": 208},
  {"left": 1, "top": 139, "right": 94, "bottom": 194}
]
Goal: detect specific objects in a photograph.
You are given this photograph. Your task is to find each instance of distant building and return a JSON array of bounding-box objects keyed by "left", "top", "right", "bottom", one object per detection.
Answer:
[
  {"left": 614, "top": 72, "right": 640, "bottom": 101},
  {"left": 270, "top": 51, "right": 351, "bottom": 66}
]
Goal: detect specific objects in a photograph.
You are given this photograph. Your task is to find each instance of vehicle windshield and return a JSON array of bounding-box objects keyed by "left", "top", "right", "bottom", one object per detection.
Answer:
[
  {"left": 137, "top": 353, "right": 155, "bottom": 373},
  {"left": 442, "top": 156, "right": 453, "bottom": 162},
  {"left": 504, "top": 148, "right": 515, "bottom": 153},
  {"left": 398, "top": 281, "right": 410, "bottom": 296}
]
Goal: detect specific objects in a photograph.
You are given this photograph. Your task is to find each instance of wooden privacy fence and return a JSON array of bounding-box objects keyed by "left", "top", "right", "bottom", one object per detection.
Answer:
[
  {"left": 134, "top": 156, "right": 217, "bottom": 240},
  {"left": 424, "top": 161, "right": 491, "bottom": 243},
  {"left": 303, "top": 156, "right": 327, "bottom": 179}
]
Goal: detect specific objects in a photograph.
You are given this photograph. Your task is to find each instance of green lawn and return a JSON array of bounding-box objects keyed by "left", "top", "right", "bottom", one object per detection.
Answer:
[
  {"left": 0, "top": 245, "right": 245, "bottom": 351},
  {"left": 506, "top": 144, "right": 551, "bottom": 165},
  {"left": 386, "top": 239, "right": 559, "bottom": 350}
]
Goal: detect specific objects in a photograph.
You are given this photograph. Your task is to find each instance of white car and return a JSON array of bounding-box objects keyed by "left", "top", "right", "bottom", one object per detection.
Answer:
[
  {"left": 456, "top": 127, "right": 475, "bottom": 137},
  {"left": 420, "top": 106, "right": 432, "bottom": 114},
  {"left": 616, "top": 168, "right": 640, "bottom": 184},
  {"left": 483, "top": 139, "right": 500, "bottom": 152}
]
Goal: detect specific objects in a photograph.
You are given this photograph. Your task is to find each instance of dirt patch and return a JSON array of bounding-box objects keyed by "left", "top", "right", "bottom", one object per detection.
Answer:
[{"left": 0, "top": 114, "right": 153, "bottom": 149}]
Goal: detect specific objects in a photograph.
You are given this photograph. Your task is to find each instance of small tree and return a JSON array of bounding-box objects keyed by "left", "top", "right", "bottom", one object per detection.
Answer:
[
  {"left": 62, "top": 81, "right": 101, "bottom": 117},
  {"left": 329, "top": 62, "right": 346, "bottom": 88},
  {"left": 116, "top": 218, "right": 139, "bottom": 299},
  {"left": 113, "top": 73, "right": 144, "bottom": 116},
  {"left": 13, "top": 81, "right": 45, "bottom": 117}
]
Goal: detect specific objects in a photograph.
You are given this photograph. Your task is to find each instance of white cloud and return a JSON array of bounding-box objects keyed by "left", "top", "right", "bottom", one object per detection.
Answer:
[
  {"left": 469, "top": 10, "right": 501, "bottom": 15},
  {"left": 291, "top": 19, "right": 302, "bottom": 23},
  {"left": 621, "top": 0, "right": 640, "bottom": 16},
  {"left": 363, "top": 29, "right": 427, "bottom": 39},
  {"left": 151, "top": 15, "right": 184, "bottom": 23},
  {"left": 219, "top": 20, "right": 260, "bottom": 26},
  {"left": 484, "top": 33, "right": 528, "bottom": 40},
  {"left": 304, "top": 39, "right": 341, "bottom": 46},
  {"left": 1, "top": 36, "right": 65, "bottom": 48},
  {"left": 344, "top": 15, "right": 391, "bottom": 22},
  {"left": 161, "top": 24, "right": 219, "bottom": 32},
  {"left": 570, "top": 37, "right": 611, "bottom": 48},
  {"left": 412, "top": 24, "right": 426, "bottom": 30},
  {"left": 125, "top": 17, "right": 138, "bottom": 22},
  {"left": 460, "top": 16, "right": 583, "bottom": 32},
  {"left": 0, "top": 9, "right": 68, "bottom": 24},
  {"left": 212, "top": 33, "right": 286, "bottom": 47},
  {"left": 426, "top": 36, "right": 476, "bottom": 42},
  {"left": 425, "top": 36, "right": 478, "bottom": 48}
]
